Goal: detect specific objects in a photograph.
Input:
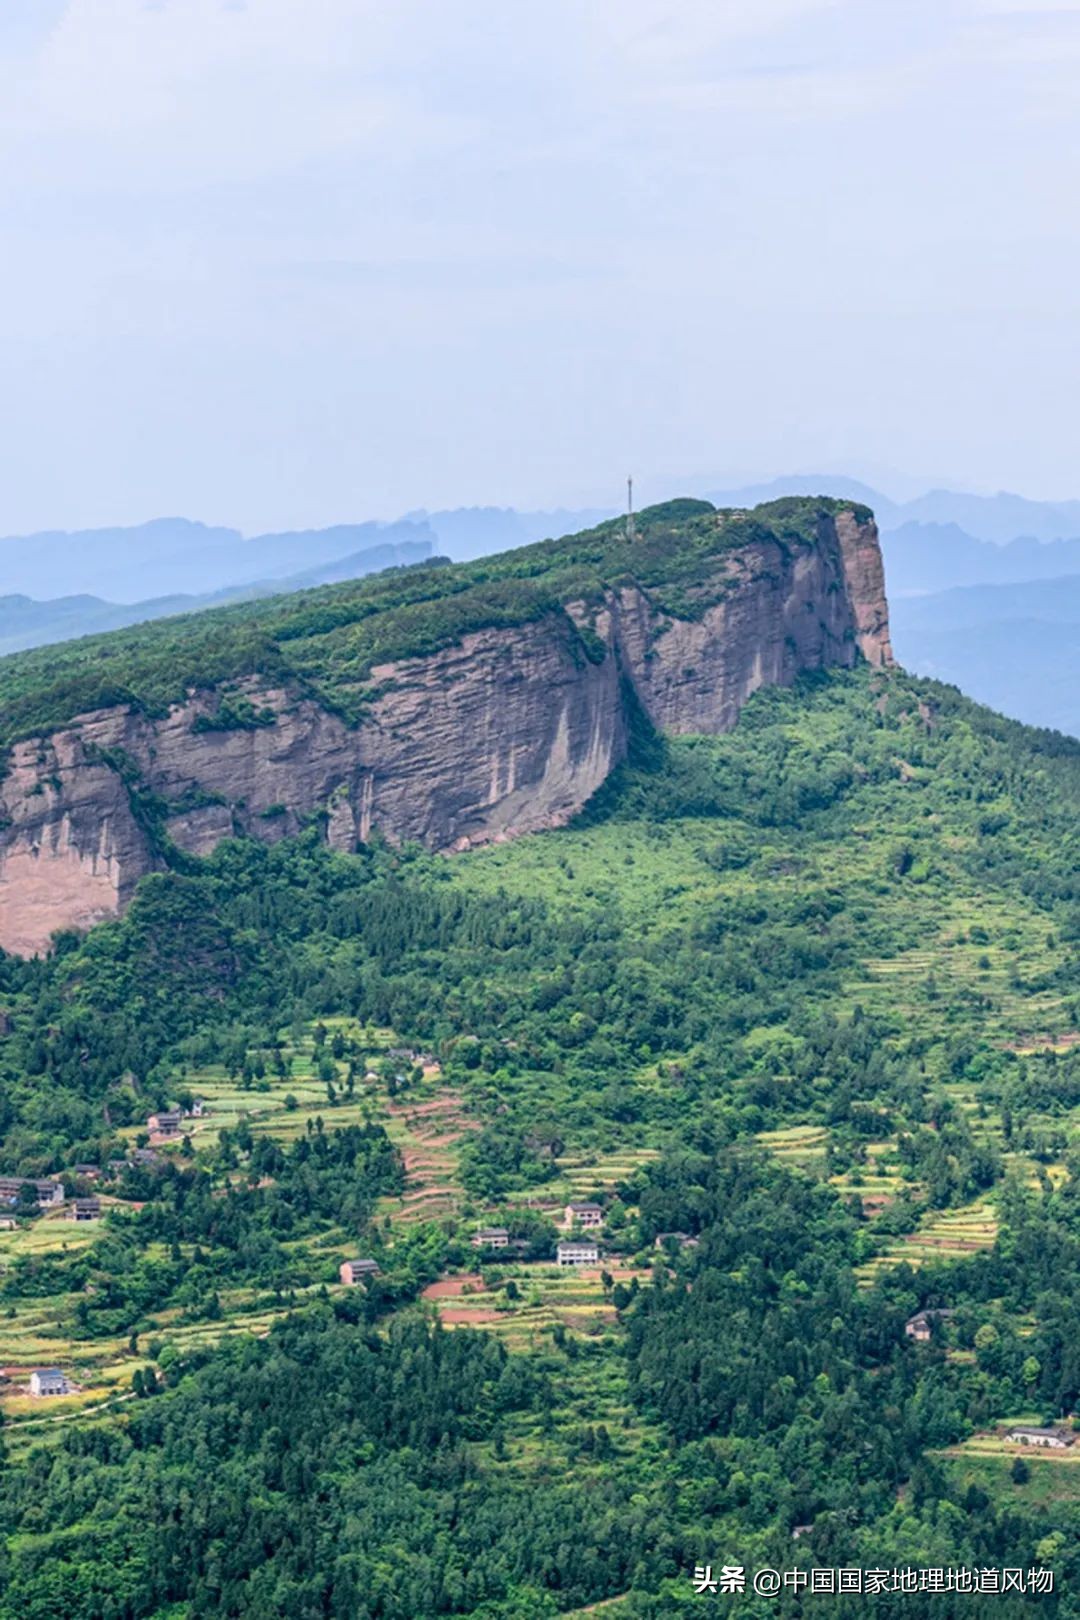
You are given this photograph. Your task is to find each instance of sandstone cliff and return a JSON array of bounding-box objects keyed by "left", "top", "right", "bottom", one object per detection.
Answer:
[{"left": 0, "top": 500, "right": 892, "bottom": 954}]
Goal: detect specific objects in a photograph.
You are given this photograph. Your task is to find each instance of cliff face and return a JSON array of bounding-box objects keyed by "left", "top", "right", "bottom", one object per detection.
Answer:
[{"left": 0, "top": 504, "right": 892, "bottom": 955}]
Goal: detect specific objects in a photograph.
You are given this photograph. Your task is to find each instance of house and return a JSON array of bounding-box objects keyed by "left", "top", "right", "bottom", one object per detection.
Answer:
[
  {"left": 72, "top": 1163, "right": 102, "bottom": 1182},
  {"left": 30, "top": 1368, "right": 69, "bottom": 1397},
  {"left": 0, "top": 1177, "right": 65, "bottom": 1210},
  {"left": 129, "top": 1149, "right": 162, "bottom": 1167},
  {"left": 1007, "top": 1426, "right": 1075, "bottom": 1449},
  {"left": 472, "top": 1227, "right": 510, "bottom": 1249},
  {"left": 147, "top": 1111, "right": 183, "bottom": 1137},
  {"left": 69, "top": 1198, "right": 101, "bottom": 1222},
  {"left": 0, "top": 1217, "right": 17, "bottom": 1231},
  {"left": 185, "top": 1098, "right": 206, "bottom": 1118},
  {"left": 339, "top": 1258, "right": 381, "bottom": 1285},
  {"left": 564, "top": 1202, "right": 603, "bottom": 1230},
  {"left": 654, "top": 1231, "right": 700, "bottom": 1251},
  {"left": 557, "top": 1239, "right": 601, "bottom": 1267},
  {"left": 905, "top": 1309, "right": 954, "bottom": 1342}
]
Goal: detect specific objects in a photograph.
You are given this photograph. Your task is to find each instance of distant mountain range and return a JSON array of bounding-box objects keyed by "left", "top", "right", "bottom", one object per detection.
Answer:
[
  {"left": 889, "top": 575, "right": 1080, "bottom": 737},
  {"left": 0, "top": 517, "right": 439, "bottom": 603}
]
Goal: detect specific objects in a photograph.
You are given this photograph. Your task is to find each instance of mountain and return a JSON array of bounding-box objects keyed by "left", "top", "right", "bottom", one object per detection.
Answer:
[
  {"left": 0, "top": 539, "right": 441, "bottom": 658},
  {"left": 890, "top": 573, "right": 1080, "bottom": 735},
  {"left": 0, "top": 516, "right": 436, "bottom": 602},
  {"left": 6, "top": 501, "right": 1080, "bottom": 1612},
  {"left": 3, "top": 633, "right": 1080, "bottom": 1612},
  {"left": 0, "top": 496, "right": 890, "bottom": 955},
  {"left": 882, "top": 522, "right": 1080, "bottom": 595}
]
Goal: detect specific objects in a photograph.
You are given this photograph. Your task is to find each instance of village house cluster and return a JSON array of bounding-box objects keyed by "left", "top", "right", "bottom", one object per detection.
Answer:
[{"left": 470, "top": 1201, "right": 611, "bottom": 1266}]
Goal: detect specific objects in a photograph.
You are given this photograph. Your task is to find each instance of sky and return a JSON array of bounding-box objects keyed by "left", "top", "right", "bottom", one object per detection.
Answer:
[{"left": 1, "top": 0, "right": 1080, "bottom": 533}]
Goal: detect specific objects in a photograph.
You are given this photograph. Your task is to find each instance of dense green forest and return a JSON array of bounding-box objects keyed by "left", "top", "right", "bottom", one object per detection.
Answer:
[{"left": 2, "top": 658, "right": 1080, "bottom": 1615}]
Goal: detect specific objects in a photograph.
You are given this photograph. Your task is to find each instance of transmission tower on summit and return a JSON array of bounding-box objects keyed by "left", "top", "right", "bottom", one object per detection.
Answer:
[{"left": 625, "top": 475, "right": 636, "bottom": 541}]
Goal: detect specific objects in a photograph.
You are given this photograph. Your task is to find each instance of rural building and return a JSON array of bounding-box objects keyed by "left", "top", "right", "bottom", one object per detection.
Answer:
[
  {"left": 129, "top": 1149, "right": 162, "bottom": 1167},
  {"left": 564, "top": 1202, "right": 603, "bottom": 1229},
  {"left": 69, "top": 1198, "right": 101, "bottom": 1222},
  {"left": 30, "top": 1368, "right": 69, "bottom": 1397},
  {"left": 557, "top": 1239, "right": 601, "bottom": 1266},
  {"left": 654, "top": 1231, "right": 700, "bottom": 1250},
  {"left": 185, "top": 1098, "right": 206, "bottom": 1118},
  {"left": 1006, "top": 1426, "right": 1075, "bottom": 1449},
  {"left": 72, "top": 1163, "right": 102, "bottom": 1182},
  {"left": 147, "top": 1111, "right": 183, "bottom": 1137},
  {"left": 0, "top": 1217, "right": 16, "bottom": 1231},
  {"left": 905, "top": 1309, "right": 954, "bottom": 1342},
  {"left": 339, "top": 1258, "right": 381, "bottom": 1285},
  {"left": 472, "top": 1227, "right": 510, "bottom": 1249},
  {"left": 0, "top": 1177, "right": 65, "bottom": 1210}
]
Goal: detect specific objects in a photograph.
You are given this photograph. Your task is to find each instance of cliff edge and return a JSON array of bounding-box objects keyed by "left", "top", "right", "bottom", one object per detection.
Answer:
[{"left": 0, "top": 497, "right": 892, "bottom": 954}]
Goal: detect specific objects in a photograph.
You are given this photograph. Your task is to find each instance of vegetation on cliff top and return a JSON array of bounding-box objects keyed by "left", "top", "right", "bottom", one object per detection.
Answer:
[{"left": 0, "top": 495, "right": 871, "bottom": 750}]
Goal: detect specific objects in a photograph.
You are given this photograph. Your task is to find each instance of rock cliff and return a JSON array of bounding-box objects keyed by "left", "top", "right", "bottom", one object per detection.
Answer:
[{"left": 0, "top": 499, "right": 892, "bottom": 954}]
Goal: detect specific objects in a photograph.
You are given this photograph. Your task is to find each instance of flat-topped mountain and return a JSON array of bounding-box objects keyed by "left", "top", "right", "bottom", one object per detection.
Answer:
[{"left": 0, "top": 496, "right": 891, "bottom": 955}]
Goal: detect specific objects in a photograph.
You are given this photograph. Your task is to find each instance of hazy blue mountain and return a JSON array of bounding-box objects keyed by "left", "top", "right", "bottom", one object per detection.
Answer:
[
  {"left": 881, "top": 523, "right": 1080, "bottom": 595},
  {"left": 892, "top": 573, "right": 1080, "bottom": 631},
  {"left": 0, "top": 539, "right": 438, "bottom": 658},
  {"left": 409, "top": 505, "right": 614, "bottom": 562},
  {"left": 0, "top": 517, "right": 435, "bottom": 602},
  {"left": 891, "top": 576, "right": 1080, "bottom": 736},
  {"left": 898, "top": 488, "right": 1080, "bottom": 544}
]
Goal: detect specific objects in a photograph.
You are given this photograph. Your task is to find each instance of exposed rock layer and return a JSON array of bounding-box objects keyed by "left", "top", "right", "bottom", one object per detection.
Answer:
[{"left": 0, "top": 508, "right": 892, "bottom": 954}]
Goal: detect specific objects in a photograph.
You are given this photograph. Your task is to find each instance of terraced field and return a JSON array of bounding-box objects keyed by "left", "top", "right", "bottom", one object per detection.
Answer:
[
  {"left": 421, "top": 1260, "right": 648, "bottom": 1351},
  {"left": 858, "top": 1198, "right": 999, "bottom": 1285}
]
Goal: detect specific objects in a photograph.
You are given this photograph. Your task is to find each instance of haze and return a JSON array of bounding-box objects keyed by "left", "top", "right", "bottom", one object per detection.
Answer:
[{"left": 2, "top": 0, "right": 1080, "bottom": 533}]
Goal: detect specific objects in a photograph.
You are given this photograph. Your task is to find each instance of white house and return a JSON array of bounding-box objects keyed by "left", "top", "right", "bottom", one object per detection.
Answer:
[
  {"left": 557, "top": 1239, "right": 600, "bottom": 1267},
  {"left": 472, "top": 1227, "right": 510, "bottom": 1249},
  {"left": 1007, "top": 1426, "right": 1074, "bottom": 1449},
  {"left": 30, "top": 1368, "right": 69, "bottom": 1397},
  {"left": 340, "top": 1258, "right": 381, "bottom": 1285}
]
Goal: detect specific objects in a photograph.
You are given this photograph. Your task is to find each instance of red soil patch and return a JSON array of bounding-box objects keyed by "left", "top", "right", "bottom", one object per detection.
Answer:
[
  {"left": 439, "top": 1307, "right": 502, "bottom": 1324},
  {"left": 422, "top": 1274, "right": 482, "bottom": 1300}
]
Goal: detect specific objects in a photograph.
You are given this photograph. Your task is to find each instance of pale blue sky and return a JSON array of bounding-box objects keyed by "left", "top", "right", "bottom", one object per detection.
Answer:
[{"left": 1, "top": 0, "right": 1079, "bottom": 532}]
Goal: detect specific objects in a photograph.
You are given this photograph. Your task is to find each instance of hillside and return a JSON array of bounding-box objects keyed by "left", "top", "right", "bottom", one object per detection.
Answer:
[
  {"left": 0, "top": 496, "right": 890, "bottom": 954},
  {"left": 2, "top": 664, "right": 1080, "bottom": 1614}
]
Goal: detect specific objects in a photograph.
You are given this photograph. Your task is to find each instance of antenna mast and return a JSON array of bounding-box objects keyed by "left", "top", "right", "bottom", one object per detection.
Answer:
[{"left": 626, "top": 474, "right": 635, "bottom": 541}]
